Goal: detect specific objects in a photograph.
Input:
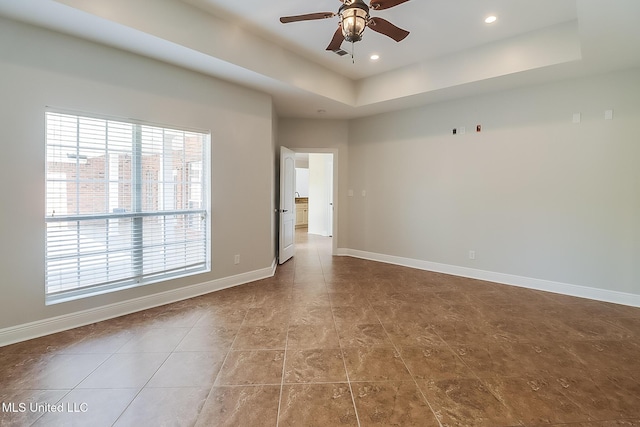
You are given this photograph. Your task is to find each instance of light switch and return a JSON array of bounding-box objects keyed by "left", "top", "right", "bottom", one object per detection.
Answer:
[
  {"left": 361, "top": 190, "right": 366, "bottom": 197},
  {"left": 572, "top": 113, "right": 581, "bottom": 123},
  {"left": 605, "top": 109, "right": 613, "bottom": 120},
  {"left": 348, "top": 189, "right": 354, "bottom": 197}
]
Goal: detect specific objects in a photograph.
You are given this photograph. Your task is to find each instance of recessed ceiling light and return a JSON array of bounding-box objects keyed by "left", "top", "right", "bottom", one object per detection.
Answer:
[
  {"left": 370, "top": 54, "right": 380, "bottom": 61},
  {"left": 485, "top": 15, "right": 497, "bottom": 24}
]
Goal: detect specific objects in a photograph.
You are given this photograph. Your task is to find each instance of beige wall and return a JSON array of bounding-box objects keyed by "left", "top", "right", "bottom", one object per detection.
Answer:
[
  {"left": 348, "top": 69, "right": 640, "bottom": 296},
  {"left": 0, "top": 18, "right": 275, "bottom": 330},
  {"left": 2, "top": 15, "right": 639, "bottom": 336}
]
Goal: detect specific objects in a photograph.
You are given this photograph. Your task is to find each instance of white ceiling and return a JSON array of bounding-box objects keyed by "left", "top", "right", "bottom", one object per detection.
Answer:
[
  {"left": 1, "top": 0, "right": 639, "bottom": 119},
  {"left": 183, "top": 0, "right": 579, "bottom": 79}
]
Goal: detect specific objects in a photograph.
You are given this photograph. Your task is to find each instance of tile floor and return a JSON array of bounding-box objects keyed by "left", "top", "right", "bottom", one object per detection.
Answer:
[{"left": 1, "top": 231, "right": 640, "bottom": 426}]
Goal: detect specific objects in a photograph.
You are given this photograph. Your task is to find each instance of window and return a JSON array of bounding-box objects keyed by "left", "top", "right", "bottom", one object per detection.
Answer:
[{"left": 45, "top": 111, "right": 210, "bottom": 302}]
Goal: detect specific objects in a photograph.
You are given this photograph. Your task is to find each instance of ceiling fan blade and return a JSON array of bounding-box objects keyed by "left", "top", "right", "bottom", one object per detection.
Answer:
[
  {"left": 370, "top": 0, "right": 410, "bottom": 11},
  {"left": 326, "top": 27, "right": 345, "bottom": 51},
  {"left": 280, "top": 12, "right": 336, "bottom": 24},
  {"left": 367, "top": 17, "right": 410, "bottom": 42}
]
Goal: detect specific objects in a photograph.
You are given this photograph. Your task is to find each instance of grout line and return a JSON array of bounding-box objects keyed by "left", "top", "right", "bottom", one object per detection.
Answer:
[
  {"left": 191, "top": 305, "right": 252, "bottom": 427},
  {"left": 320, "top": 238, "right": 362, "bottom": 427},
  {"left": 275, "top": 250, "right": 298, "bottom": 427},
  {"left": 426, "top": 308, "right": 525, "bottom": 419},
  {"left": 372, "top": 307, "right": 445, "bottom": 427},
  {"left": 109, "top": 351, "right": 173, "bottom": 425},
  {"left": 54, "top": 319, "right": 194, "bottom": 426}
]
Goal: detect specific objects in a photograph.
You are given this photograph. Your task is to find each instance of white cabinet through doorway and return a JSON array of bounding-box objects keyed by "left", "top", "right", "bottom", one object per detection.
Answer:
[{"left": 295, "top": 198, "right": 308, "bottom": 228}]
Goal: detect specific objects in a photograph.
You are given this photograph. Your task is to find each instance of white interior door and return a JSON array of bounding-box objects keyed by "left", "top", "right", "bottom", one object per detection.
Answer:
[{"left": 279, "top": 147, "right": 296, "bottom": 264}]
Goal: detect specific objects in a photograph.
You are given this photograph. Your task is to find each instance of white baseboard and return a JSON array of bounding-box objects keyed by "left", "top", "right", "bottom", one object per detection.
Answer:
[
  {"left": 338, "top": 248, "right": 640, "bottom": 308},
  {"left": 0, "top": 259, "right": 277, "bottom": 347}
]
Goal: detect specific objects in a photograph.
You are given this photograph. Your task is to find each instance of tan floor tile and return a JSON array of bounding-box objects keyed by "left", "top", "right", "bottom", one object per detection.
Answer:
[
  {"left": 454, "top": 341, "right": 590, "bottom": 379},
  {"left": 352, "top": 381, "right": 440, "bottom": 426},
  {"left": 451, "top": 343, "right": 520, "bottom": 378},
  {"left": 231, "top": 325, "right": 287, "bottom": 350},
  {"left": 484, "top": 376, "right": 590, "bottom": 425},
  {"left": 329, "top": 291, "right": 372, "bottom": 307},
  {"left": 77, "top": 353, "right": 169, "bottom": 389},
  {"left": 430, "top": 320, "right": 494, "bottom": 345},
  {"left": 242, "top": 306, "right": 290, "bottom": 326},
  {"left": 289, "top": 305, "right": 334, "bottom": 324},
  {"left": 146, "top": 351, "right": 226, "bottom": 388},
  {"left": 196, "top": 385, "right": 280, "bottom": 427},
  {"left": 192, "top": 308, "right": 247, "bottom": 328},
  {"left": 174, "top": 326, "right": 238, "bottom": 352},
  {"left": 291, "top": 290, "right": 331, "bottom": 307},
  {"left": 417, "top": 377, "right": 520, "bottom": 427},
  {"left": 486, "top": 318, "right": 555, "bottom": 343},
  {"left": 575, "top": 421, "right": 640, "bottom": 427},
  {"left": 284, "top": 348, "right": 347, "bottom": 383},
  {"left": 343, "top": 347, "right": 411, "bottom": 382},
  {"left": 332, "top": 306, "right": 379, "bottom": 325},
  {"left": 383, "top": 321, "right": 442, "bottom": 347},
  {"left": 216, "top": 350, "right": 284, "bottom": 385},
  {"left": 113, "top": 387, "right": 209, "bottom": 427},
  {"left": 2, "top": 353, "right": 111, "bottom": 390},
  {"left": 607, "top": 317, "right": 640, "bottom": 336},
  {"left": 400, "top": 344, "right": 475, "bottom": 380},
  {"left": 278, "top": 383, "right": 358, "bottom": 427},
  {"left": 287, "top": 323, "right": 340, "bottom": 349},
  {"left": 116, "top": 327, "right": 190, "bottom": 353},
  {"left": 0, "top": 329, "right": 87, "bottom": 356},
  {"left": 371, "top": 304, "right": 430, "bottom": 324},
  {"left": 251, "top": 291, "right": 293, "bottom": 308},
  {"left": 336, "top": 323, "right": 393, "bottom": 348},
  {"left": 57, "top": 328, "right": 135, "bottom": 355},
  {"left": 560, "top": 375, "right": 640, "bottom": 420},
  {"left": 562, "top": 340, "right": 640, "bottom": 377},
  {"left": 557, "top": 316, "right": 634, "bottom": 340},
  {"left": 135, "top": 305, "right": 205, "bottom": 329}
]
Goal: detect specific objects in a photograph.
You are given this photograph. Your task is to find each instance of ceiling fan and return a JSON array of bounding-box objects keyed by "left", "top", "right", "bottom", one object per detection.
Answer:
[{"left": 279, "top": 0, "right": 410, "bottom": 55}]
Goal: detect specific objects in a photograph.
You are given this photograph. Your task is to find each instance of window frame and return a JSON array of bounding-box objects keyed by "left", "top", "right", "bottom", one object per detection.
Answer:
[{"left": 44, "top": 109, "right": 211, "bottom": 304}]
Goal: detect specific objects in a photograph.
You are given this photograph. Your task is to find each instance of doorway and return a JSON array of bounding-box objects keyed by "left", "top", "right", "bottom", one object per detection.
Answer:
[{"left": 288, "top": 148, "right": 338, "bottom": 257}]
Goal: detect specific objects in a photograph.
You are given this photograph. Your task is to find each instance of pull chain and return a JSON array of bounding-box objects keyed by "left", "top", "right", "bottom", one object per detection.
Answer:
[{"left": 352, "top": 40, "right": 355, "bottom": 64}]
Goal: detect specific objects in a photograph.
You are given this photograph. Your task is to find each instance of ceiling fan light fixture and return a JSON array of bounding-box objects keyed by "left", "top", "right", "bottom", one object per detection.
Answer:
[{"left": 339, "top": 1, "right": 369, "bottom": 43}]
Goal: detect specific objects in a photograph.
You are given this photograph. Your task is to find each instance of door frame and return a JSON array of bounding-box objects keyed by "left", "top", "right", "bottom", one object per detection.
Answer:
[{"left": 288, "top": 147, "right": 339, "bottom": 256}]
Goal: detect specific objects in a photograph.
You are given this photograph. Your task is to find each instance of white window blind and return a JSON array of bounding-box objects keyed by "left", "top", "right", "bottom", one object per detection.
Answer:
[{"left": 45, "top": 111, "right": 210, "bottom": 301}]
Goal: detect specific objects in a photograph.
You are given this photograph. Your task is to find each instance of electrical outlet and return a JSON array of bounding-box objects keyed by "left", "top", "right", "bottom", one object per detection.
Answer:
[
  {"left": 572, "top": 113, "right": 581, "bottom": 124},
  {"left": 234, "top": 254, "right": 240, "bottom": 265},
  {"left": 468, "top": 250, "right": 476, "bottom": 260}
]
